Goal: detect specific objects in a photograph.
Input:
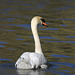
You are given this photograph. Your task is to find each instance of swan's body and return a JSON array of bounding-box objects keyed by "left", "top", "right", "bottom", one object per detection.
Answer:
[{"left": 15, "top": 16, "right": 48, "bottom": 69}]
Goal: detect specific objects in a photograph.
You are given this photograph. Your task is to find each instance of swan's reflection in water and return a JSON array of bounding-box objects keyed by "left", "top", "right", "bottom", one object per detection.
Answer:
[{"left": 17, "top": 69, "right": 45, "bottom": 75}]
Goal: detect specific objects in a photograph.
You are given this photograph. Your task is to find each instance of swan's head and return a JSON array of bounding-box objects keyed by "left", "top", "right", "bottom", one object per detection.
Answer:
[{"left": 31, "top": 16, "right": 48, "bottom": 27}]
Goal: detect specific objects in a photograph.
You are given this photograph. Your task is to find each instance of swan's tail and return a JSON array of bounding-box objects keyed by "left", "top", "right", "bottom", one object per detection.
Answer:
[{"left": 15, "top": 58, "right": 31, "bottom": 69}]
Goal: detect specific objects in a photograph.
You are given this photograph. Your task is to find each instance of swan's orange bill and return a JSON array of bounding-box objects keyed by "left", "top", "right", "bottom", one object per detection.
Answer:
[{"left": 42, "top": 22, "right": 48, "bottom": 27}]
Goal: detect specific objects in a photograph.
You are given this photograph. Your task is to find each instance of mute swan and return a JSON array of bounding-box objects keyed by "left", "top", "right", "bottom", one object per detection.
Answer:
[{"left": 15, "top": 16, "right": 48, "bottom": 69}]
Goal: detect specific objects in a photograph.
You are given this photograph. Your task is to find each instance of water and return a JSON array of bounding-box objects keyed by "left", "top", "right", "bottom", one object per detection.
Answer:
[{"left": 0, "top": 0, "right": 75, "bottom": 75}]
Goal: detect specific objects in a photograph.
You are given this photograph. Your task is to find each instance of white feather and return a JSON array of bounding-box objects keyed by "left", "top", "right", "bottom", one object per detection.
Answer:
[{"left": 15, "top": 16, "right": 47, "bottom": 69}]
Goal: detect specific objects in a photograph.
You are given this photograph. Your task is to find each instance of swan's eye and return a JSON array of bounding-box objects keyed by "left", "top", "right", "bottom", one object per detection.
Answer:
[
  {"left": 41, "top": 19, "right": 45, "bottom": 23},
  {"left": 41, "top": 19, "right": 48, "bottom": 27}
]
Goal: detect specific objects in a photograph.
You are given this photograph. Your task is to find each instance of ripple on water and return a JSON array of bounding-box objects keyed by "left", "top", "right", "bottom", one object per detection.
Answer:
[
  {"left": 23, "top": 43, "right": 29, "bottom": 44},
  {"left": 0, "top": 42, "right": 8, "bottom": 47},
  {"left": 8, "top": 48, "right": 16, "bottom": 50},
  {"left": 18, "top": 24, "right": 30, "bottom": 27},
  {"left": 45, "top": 41, "right": 75, "bottom": 43},
  {"left": 0, "top": 45, "right": 5, "bottom": 47},
  {"left": 0, "top": 63, "right": 15, "bottom": 69},
  {"left": 66, "top": 36, "right": 75, "bottom": 38},
  {"left": 5, "top": 29, "right": 16, "bottom": 31},
  {"left": 0, "top": 29, "right": 16, "bottom": 31},
  {"left": 39, "top": 36, "right": 57, "bottom": 39},
  {"left": 60, "top": 24, "right": 68, "bottom": 27},
  {"left": 0, "top": 18, "right": 15, "bottom": 22},
  {"left": 0, "top": 58, "right": 12, "bottom": 61},
  {"left": 0, "top": 42, "right": 8, "bottom": 44},
  {"left": 16, "top": 38, "right": 24, "bottom": 40},
  {"left": 50, "top": 55, "right": 75, "bottom": 58},
  {"left": 29, "top": 36, "right": 57, "bottom": 39},
  {"left": 54, "top": 7, "right": 68, "bottom": 10},
  {"left": 58, "top": 18, "right": 75, "bottom": 20},
  {"left": 46, "top": 62, "right": 73, "bottom": 75},
  {"left": 49, "top": 62, "right": 75, "bottom": 69},
  {"left": 40, "top": 28, "right": 59, "bottom": 30}
]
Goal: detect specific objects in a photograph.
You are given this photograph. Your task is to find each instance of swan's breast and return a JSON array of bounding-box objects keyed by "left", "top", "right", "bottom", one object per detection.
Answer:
[{"left": 30, "top": 53, "right": 46, "bottom": 65}]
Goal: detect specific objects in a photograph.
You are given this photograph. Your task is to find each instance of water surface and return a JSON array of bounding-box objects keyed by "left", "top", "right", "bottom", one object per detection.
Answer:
[{"left": 0, "top": 0, "right": 75, "bottom": 75}]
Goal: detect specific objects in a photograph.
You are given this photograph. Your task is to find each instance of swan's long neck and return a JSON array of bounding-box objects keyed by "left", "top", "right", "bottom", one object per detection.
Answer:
[{"left": 31, "top": 22, "right": 43, "bottom": 54}]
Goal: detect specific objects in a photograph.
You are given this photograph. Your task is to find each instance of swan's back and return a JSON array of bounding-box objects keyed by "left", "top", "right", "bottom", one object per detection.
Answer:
[{"left": 15, "top": 52, "right": 47, "bottom": 69}]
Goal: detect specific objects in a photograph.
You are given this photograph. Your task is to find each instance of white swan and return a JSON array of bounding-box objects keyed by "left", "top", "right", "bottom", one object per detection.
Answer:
[{"left": 15, "top": 16, "right": 48, "bottom": 69}]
